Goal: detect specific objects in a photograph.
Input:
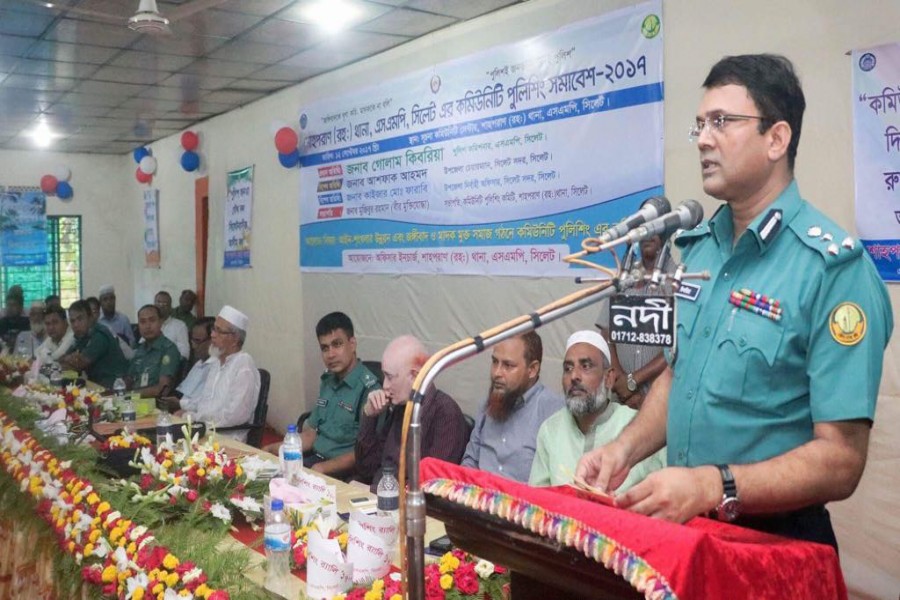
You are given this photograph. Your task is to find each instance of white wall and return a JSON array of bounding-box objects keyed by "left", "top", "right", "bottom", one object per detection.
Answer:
[
  {"left": 2, "top": 0, "right": 899, "bottom": 596},
  {"left": 0, "top": 148, "right": 135, "bottom": 311}
]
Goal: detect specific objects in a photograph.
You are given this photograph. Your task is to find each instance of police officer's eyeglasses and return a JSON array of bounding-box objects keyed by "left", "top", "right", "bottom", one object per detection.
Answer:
[{"left": 688, "top": 113, "right": 769, "bottom": 141}]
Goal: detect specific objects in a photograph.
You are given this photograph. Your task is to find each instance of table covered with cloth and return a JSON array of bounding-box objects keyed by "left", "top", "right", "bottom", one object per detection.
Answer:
[{"left": 421, "top": 457, "right": 847, "bottom": 600}]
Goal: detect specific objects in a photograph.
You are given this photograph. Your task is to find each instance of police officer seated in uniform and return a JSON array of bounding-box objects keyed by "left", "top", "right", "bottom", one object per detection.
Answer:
[
  {"left": 291, "top": 312, "right": 380, "bottom": 478},
  {"left": 577, "top": 54, "right": 893, "bottom": 548},
  {"left": 60, "top": 299, "right": 129, "bottom": 388},
  {"left": 127, "top": 304, "right": 182, "bottom": 398}
]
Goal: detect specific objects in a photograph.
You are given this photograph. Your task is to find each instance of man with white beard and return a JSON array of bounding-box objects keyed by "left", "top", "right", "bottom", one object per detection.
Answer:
[{"left": 529, "top": 330, "right": 665, "bottom": 489}]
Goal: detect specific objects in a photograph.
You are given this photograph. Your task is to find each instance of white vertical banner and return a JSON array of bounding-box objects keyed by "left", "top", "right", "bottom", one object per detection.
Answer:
[
  {"left": 223, "top": 166, "right": 254, "bottom": 269},
  {"left": 852, "top": 44, "right": 900, "bottom": 282},
  {"left": 143, "top": 188, "right": 160, "bottom": 268}
]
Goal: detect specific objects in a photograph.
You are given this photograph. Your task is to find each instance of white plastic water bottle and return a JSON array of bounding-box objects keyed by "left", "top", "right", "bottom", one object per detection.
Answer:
[
  {"left": 281, "top": 424, "right": 303, "bottom": 486},
  {"left": 264, "top": 498, "right": 291, "bottom": 590},
  {"left": 113, "top": 377, "right": 127, "bottom": 408},
  {"left": 121, "top": 396, "right": 136, "bottom": 422},
  {"left": 376, "top": 466, "right": 400, "bottom": 551},
  {"left": 156, "top": 411, "right": 172, "bottom": 447},
  {"left": 49, "top": 365, "right": 63, "bottom": 388}
]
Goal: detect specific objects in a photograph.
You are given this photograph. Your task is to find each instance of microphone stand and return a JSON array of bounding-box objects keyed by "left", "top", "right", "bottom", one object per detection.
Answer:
[{"left": 397, "top": 236, "right": 709, "bottom": 599}]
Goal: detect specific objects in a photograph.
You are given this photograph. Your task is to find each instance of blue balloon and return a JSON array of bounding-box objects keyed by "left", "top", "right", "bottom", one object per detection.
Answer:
[
  {"left": 278, "top": 149, "right": 300, "bottom": 168},
  {"left": 181, "top": 150, "right": 200, "bottom": 172},
  {"left": 133, "top": 146, "right": 150, "bottom": 163},
  {"left": 56, "top": 181, "right": 73, "bottom": 200}
]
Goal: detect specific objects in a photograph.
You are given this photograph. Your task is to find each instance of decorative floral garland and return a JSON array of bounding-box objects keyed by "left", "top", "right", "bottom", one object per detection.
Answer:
[
  {"left": 0, "top": 410, "right": 229, "bottom": 599},
  {"left": 422, "top": 478, "right": 677, "bottom": 600},
  {"left": 0, "top": 356, "right": 31, "bottom": 387}
]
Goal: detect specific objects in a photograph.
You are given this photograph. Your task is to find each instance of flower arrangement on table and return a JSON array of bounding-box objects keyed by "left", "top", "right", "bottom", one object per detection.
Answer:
[
  {"left": 0, "top": 409, "right": 231, "bottom": 599},
  {"left": 21, "top": 382, "right": 103, "bottom": 425},
  {"left": 101, "top": 430, "right": 153, "bottom": 452},
  {"left": 0, "top": 355, "right": 30, "bottom": 386},
  {"left": 288, "top": 518, "right": 349, "bottom": 570},
  {"left": 121, "top": 422, "right": 268, "bottom": 529},
  {"left": 333, "top": 549, "right": 509, "bottom": 600}
]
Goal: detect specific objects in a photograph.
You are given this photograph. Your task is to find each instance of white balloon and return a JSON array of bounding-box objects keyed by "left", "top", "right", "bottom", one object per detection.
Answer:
[
  {"left": 139, "top": 155, "right": 157, "bottom": 174},
  {"left": 53, "top": 165, "right": 71, "bottom": 182}
]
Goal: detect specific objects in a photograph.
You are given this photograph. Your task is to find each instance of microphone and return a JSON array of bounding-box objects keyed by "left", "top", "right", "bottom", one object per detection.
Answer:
[
  {"left": 597, "top": 196, "right": 671, "bottom": 244},
  {"left": 605, "top": 200, "right": 704, "bottom": 249}
]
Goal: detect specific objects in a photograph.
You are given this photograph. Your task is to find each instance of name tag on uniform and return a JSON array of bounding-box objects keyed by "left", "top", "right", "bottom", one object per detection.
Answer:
[
  {"left": 140, "top": 372, "right": 149, "bottom": 387},
  {"left": 674, "top": 282, "right": 701, "bottom": 302},
  {"left": 316, "top": 398, "right": 327, "bottom": 407}
]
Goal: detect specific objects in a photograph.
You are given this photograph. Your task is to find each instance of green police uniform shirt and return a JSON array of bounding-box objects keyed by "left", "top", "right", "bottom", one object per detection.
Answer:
[
  {"left": 308, "top": 361, "right": 381, "bottom": 459},
  {"left": 70, "top": 323, "right": 129, "bottom": 388},
  {"left": 128, "top": 335, "right": 181, "bottom": 390},
  {"left": 668, "top": 180, "right": 893, "bottom": 467}
]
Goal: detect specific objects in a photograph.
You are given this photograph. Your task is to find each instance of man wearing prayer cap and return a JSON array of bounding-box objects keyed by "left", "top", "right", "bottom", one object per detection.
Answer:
[
  {"left": 159, "top": 305, "right": 260, "bottom": 441},
  {"left": 529, "top": 330, "right": 665, "bottom": 489},
  {"left": 98, "top": 284, "right": 135, "bottom": 347}
]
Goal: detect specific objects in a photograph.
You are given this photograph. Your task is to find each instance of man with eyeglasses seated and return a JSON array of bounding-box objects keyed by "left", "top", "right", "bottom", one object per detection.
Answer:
[
  {"left": 172, "top": 317, "right": 215, "bottom": 400},
  {"left": 577, "top": 54, "right": 892, "bottom": 548},
  {"left": 158, "top": 306, "right": 260, "bottom": 441},
  {"left": 294, "top": 311, "right": 380, "bottom": 478},
  {"left": 355, "top": 335, "right": 468, "bottom": 490}
]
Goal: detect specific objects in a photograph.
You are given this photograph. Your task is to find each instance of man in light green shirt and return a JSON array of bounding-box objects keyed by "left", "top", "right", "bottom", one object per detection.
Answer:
[{"left": 530, "top": 330, "right": 665, "bottom": 489}]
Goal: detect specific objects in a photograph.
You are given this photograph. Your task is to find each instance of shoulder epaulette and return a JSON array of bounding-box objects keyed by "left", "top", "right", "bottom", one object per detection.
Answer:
[{"left": 789, "top": 202, "right": 863, "bottom": 269}]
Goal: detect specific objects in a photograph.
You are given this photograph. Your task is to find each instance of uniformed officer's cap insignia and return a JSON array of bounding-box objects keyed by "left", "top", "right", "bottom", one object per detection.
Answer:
[
  {"left": 758, "top": 209, "right": 782, "bottom": 243},
  {"left": 162, "top": 355, "right": 171, "bottom": 365},
  {"left": 829, "top": 302, "right": 866, "bottom": 346}
]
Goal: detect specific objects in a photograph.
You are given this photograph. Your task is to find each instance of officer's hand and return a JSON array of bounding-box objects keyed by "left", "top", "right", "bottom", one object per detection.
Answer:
[
  {"left": 157, "top": 396, "right": 181, "bottom": 413},
  {"left": 614, "top": 466, "right": 721, "bottom": 523},
  {"left": 364, "top": 389, "right": 391, "bottom": 417},
  {"left": 575, "top": 440, "right": 632, "bottom": 493},
  {"left": 611, "top": 366, "right": 632, "bottom": 400}
]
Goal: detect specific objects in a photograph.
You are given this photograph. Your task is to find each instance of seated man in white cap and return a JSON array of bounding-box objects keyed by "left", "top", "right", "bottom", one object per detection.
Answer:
[
  {"left": 529, "top": 330, "right": 665, "bottom": 490},
  {"left": 98, "top": 285, "right": 135, "bottom": 347},
  {"left": 158, "top": 305, "right": 260, "bottom": 441}
]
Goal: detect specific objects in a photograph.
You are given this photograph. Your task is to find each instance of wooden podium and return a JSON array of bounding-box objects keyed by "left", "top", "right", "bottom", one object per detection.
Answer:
[{"left": 426, "top": 493, "right": 642, "bottom": 600}]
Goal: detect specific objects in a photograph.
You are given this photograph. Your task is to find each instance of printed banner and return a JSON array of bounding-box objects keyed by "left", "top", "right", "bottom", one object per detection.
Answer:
[
  {"left": 143, "top": 189, "right": 160, "bottom": 268},
  {"left": 0, "top": 189, "right": 48, "bottom": 267},
  {"left": 223, "top": 166, "right": 254, "bottom": 269},
  {"left": 852, "top": 43, "right": 900, "bottom": 282},
  {"left": 298, "top": 1, "right": 664, "bottom": 276}
]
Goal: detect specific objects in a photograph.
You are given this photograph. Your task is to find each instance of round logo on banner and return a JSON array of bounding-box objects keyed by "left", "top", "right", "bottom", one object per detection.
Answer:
[
  {"left": 430, "top": 74, "right": 442, "bottom": 94},
  {"left": 641, "top": 14, "right": 661, "bottom": 39},
  {"left": 859, "top": 53, "right": 876, "bottom": 72},
  {"left": 829, "top": 302, "right": 866, "bottom": 346}
]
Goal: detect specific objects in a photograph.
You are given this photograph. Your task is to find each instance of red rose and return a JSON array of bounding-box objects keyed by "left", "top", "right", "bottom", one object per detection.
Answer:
[
  {"left": 454, "top": 562, "right": 479, "bottom": 595},
  {"left": 346, "top": 589, "right": 367, "bottom": 600},
  {"left": 203, "top": 500, "right": 212, "bottom": 512},
  {"left": 169, "top": 495, "right": 178, "bottom": 505},
  {"left": 425, "top": 577, "right": 446, "bottom": 600},
  {"left": 222, "top": 462, "right": 237, "bottom": 478},
  {"left": 494, "top": 565, "right": 507, "bottom": 574},
  {"left": 292, "top": 544, "right": 307, "bottom": 569},
  {"left": 208, "top": 591, "right": 230, "bottom": 600},
  {"left": 186, "top": 489, "right": 199, "bottom": 503},
  {"left": 140, "top": 474, "right": 154, "bottom": 490}
]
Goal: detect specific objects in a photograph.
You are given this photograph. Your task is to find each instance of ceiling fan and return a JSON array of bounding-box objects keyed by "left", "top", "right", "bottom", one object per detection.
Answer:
[{"left": 23, "top": 0, "right": 231, "bottom": 35}]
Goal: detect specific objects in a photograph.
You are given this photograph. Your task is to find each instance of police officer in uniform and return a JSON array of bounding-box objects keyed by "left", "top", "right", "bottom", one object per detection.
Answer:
[
  {"left": 577, "top": 54, "right": 893, "bottom": 548},
  {"left": 300, "top": 312, "right": 380, "bottom": 478},
  {"left": 128, "top": 304, "right": 182, "bottom": 398}
]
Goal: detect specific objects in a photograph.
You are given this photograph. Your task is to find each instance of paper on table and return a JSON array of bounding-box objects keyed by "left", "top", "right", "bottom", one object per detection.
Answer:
[
  {"left": 306, "top": 529, "right": 353, "bottom": 600},
  {"left": 347, "top": 511, "right": 397, "bottom": 584}
]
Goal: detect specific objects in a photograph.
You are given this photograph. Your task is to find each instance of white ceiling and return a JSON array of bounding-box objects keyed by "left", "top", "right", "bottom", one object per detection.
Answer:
[{"left": 0, "top": 0, "right": 522, "bottom": 154}]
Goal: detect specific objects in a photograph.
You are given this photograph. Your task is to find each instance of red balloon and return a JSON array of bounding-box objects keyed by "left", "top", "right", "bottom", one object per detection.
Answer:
[
  {"left": 274, "top": 127, "right": 298, "bottom": 154},
  {"left": 40, "top": 174, "right": 58, "bottom": 194},
  {"left": 136, "top": 167, "right": 152, "bottom": 184},
  {"left": 181, "top": 131, "right": 199, "bottom": 151}
]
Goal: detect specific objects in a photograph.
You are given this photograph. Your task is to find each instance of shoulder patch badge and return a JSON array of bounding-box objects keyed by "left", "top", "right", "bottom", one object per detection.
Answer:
[{"left": 829, "top": 302, "right": 866, "bottom": 346}]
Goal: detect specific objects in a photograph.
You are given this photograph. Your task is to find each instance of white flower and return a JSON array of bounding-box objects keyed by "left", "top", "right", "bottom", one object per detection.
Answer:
[
  {"left": 95, "top": 538, "right": 112, "bottom": 558},
  {"left": 209, "top": 502, "right": 232, "bottom": 523},
  {"left": 129, "top": 526, "right": 148, "bottom": 541},
  {"left": 475, "top": 559, "right": 495, "bottom": 579},
  {"left": 181, "top": 567, "right": 203, "bottom": 584},
  {"left": 230, "top": 495, "right": 263, "bottom": 514},
  {"left": 165, "top": 589, "right": 192, "bottom": 600},
  {"left": 126, "top": 573, "right": 150, "bottom": 599}
]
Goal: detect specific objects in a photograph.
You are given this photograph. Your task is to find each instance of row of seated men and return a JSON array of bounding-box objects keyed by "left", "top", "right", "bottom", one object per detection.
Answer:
[
  {"left": 271, "top": 311, "right": 665, "bottom": 492},
  {"left": 1, "top": 284, "right": 261, "bottom": 442}
]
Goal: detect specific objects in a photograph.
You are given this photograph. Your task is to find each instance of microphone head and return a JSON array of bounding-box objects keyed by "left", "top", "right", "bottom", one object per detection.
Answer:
[
  {"left": 640, "top": 195, "right": 671, "bottom": 219},
  {"left": 678, "top": 199, "right": 704, "bottom": 229}
]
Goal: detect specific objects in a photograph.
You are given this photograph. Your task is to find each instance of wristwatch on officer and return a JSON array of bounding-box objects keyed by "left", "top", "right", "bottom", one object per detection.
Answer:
[
  {"left": 626, "top": 372, "right": 638, "bottom": 393},
  {"left": 714, "top": 464, "right": 741, "bottom": 522}
]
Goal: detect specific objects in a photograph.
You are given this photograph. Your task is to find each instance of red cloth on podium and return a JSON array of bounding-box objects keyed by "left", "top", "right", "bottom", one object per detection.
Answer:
[{"left": 421, "top": 458, "right": 847, "bottom": 600}]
